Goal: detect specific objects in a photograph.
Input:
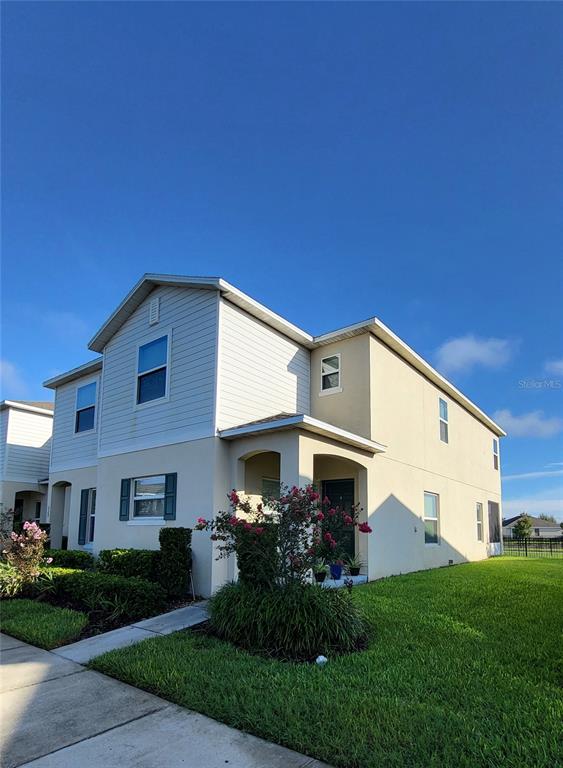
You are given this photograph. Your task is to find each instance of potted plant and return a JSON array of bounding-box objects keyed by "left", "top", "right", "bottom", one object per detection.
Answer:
[
  {"left": 346, "top": 554, "right": 364, "bottom": 577},
  {"left": 329, "top": 559, "right": 345, "bottom": 580},
  {"left": 312, "top": 559, "right": 328, "bottom": 583}
]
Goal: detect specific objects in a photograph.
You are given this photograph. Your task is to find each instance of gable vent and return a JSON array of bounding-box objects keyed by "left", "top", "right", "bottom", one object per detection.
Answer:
[{"left": 149, "top": 297, "right": 160, "bottom": 326}]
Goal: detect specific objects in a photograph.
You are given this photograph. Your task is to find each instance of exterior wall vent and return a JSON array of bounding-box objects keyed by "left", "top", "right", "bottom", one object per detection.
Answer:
[{"left": 149, "top": 297, "right": 160, "bottom": 326}]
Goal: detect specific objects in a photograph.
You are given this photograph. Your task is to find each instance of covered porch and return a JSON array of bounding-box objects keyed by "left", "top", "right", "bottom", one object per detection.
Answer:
[{"left": 220, "top": 414, "right": 386, "bottom": 580}]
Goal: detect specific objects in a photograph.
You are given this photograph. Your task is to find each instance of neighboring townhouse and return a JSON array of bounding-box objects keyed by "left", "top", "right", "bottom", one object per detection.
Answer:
[
  {"left": 43, "top": 274, "right": 505, "bottom": 596},
  {"left": 502, "top": 515, "right": 561, "bottom": 539},
  {"left": 0, "top": 400, "right": 53, "bottom": 530}
]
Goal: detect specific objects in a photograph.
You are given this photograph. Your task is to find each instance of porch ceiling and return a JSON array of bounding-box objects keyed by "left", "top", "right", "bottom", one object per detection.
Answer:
[{"left": 218, "top": 413, "right": 386, "bottom": 454}]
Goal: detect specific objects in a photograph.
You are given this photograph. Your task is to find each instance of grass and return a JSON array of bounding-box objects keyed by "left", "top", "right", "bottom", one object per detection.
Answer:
[
  {"left": 90, "top": 558, "right": 563, "bottom": 768},
  {"left": 2, "top": 599, "right": 88, "bottom": 649}
]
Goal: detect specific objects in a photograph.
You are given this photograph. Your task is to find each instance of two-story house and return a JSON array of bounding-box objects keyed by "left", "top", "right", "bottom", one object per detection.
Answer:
[
  {"left": 0, "top": 400, "right": 53, "bottom": 531},
  {"left": 43, "top": 274, "right": 504, "bottom": 596}
]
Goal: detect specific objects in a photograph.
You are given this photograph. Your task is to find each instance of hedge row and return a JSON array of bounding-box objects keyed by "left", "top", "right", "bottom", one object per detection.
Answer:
[
  {"left": 45, "top": 549, "right": 95, "bottom": 570},
  {"left": 98, "top": 548, "right": 160, "bottom": 582},
  {"left": 38, "top": 568, "right": 166, "bottom": 622}
]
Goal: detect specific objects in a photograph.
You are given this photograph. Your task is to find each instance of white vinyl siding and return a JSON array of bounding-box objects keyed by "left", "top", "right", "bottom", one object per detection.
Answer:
[
  {"left": 0, "top": 410, "right": 8, "bottom": 478},
  {"left": 4, "top": 408, "right": 53, "bottom": 482},
  {"left": 217, "top": 299, "right": 310, "bottom": 430},
  {"left": 99, "top": 286, "right": 217, "bottom": 455},
  {"left": 50, "top": 375, "right": 100, "bottom": 471}
]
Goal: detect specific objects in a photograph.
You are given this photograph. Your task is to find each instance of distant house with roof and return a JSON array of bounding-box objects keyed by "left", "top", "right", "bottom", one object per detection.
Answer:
[
  {"left": 502, "top": 514, "right": 561, "bottom": 539},
  {"left": 0, "top": 400, "right": 54, "bottom": 531}
]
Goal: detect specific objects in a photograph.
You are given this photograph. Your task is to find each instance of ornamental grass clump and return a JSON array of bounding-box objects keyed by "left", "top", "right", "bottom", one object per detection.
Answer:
[{"left": 208, "top": 581, "right": 368, "bottom": 660}]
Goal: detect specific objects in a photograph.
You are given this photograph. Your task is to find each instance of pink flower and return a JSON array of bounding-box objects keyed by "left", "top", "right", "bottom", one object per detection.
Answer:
[
  {"left": 228, "top": 490, "right": 240, "bottom": 505},
  {"left": 358, "top": 522, "right": 372, "bottom": 534},
  {"left": 324, "top": 532, "right": 333, "bottom": 542},
  {"left": 328, "top": 508, "right": 336, "bottom": 517},
  {"left": 330, "top": 541, "right": 337, "bottom": 549},
  {"left": 254, "top": 527, "right": 264, "bottom": 535},
  {"left": 322, "top": 496, "right": 331, "bottom": 506},
  {"left": 228, "top": 516, "right": 239, "bottom": 526},
  {"left": 316, "top": 511, "right": 325, "bottom": 521},
  {"left": 197, "top": 517, "right": 207, "bottom": 525},
  {"left": 45, "top": 557, "right": 53, "bottom": 564},
  {"left": 343, "top": 515, "right": 353, "bottom": 526},
  {"left": 244, "top": 523, "right": 253, "bottom": 531}
]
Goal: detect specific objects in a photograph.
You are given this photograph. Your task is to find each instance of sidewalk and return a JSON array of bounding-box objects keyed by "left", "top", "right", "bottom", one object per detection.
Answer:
[
  {"left": 0, "top": 633, "right": 330, "bottom": 768},
  {"left": 52, "top": 601, "right": 209, "bottom": 664}
]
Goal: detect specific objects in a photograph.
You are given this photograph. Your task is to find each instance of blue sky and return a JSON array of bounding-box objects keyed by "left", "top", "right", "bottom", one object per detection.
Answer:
[{"left": 1, "top": 2, "right": 561, "bottom": 519}]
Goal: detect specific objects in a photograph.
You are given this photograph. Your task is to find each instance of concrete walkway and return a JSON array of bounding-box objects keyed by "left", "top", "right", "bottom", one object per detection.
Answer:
[
  {"left": 52, "top": 601, "right": 209, "bottom": 664},
  {"left": 0, "top": 634, "right": 330, "bottom": 768}
]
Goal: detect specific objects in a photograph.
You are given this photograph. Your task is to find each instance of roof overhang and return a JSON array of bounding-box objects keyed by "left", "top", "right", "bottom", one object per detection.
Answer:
[
  {"left": 315, "top": 318, "right": 506, "bottom": 437},
  {"left": 43, "top": 358, "right": 103, "bottom": 389},
  {"left": 218, "top": 414, "right": 386, "bottom": 454},
  {"left": 0, "top": 401, "right": 54, "bottom": 416}
]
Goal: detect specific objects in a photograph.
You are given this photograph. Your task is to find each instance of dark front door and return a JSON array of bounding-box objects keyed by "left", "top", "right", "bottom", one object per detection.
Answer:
[{"left": 321, "top": 479, "right": 355, "bottom": 558}]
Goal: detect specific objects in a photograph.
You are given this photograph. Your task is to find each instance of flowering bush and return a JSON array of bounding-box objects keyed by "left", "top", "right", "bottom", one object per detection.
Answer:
[
  {"left": 196, "top": 484, "right": 372, "bottom": 586},
  {"left": 2, "top": 521, "right": 51, "bottom": 585}
]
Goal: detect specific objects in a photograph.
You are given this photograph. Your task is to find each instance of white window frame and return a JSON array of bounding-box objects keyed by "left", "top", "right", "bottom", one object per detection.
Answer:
[
  {"left": 493, "top": 439, "right": 499, "bottom": 470},
  {"left": 319, "top": 353, "right": 342, "bottom": 396},
  {"left": 129, "top": 474, "right": 166, "bottom": 525},
  {"left": 476, "top": 501, "right": 483, "bottom": 542},
  {"left": 134, "top": 330, "right": 171, "bottom": 410},
  {"left": 439, "top": 398, "right": 449, "bottom": 444},
  {"left": 74, "top": 378, "right": 98, "bottom": 435},
  {"left": 423, "top": 491, "right": 440, "bottom": 546}
]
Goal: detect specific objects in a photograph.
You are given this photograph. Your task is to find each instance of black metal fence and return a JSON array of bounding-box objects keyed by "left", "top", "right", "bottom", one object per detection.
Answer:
[{"left": 502, "top": 536, "right": 563, "bottom": 558}]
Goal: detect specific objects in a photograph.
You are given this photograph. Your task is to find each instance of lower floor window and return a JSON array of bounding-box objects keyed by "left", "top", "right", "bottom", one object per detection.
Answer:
[
  {"left": 88, "top": 490, "right": 96, "bottom": 543},
  {"left": 262, "top": 477, "right": 281, "bottom": 500},
  {"left": 79, "top": 488, "right": 96, "bottom": 545},
  {"left": 476, "top": 502, "right": 483, "bottom": 541},
  {"left": 133, "top": 475, "right": 165, "bottom": 517},
  {"left": 424, "top": 492, "right": 440, "bottom": 544}
]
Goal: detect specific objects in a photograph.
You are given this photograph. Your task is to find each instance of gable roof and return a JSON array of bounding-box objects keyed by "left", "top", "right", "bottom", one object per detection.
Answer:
[
  {"left": 56, "top": 273, "right": 504, "bottom": 437},
  {"left": 503, "top": 515, "right": 561, "bottom": 529}
]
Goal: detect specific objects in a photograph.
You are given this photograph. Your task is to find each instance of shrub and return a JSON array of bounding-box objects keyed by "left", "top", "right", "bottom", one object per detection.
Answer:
[
  {"left": 43, "top": 569, "right": 166, "bottom": 622},
  {"left": 158, "top": 528, "right": 192, "bottom": 599},
  {"left": 208, "top": 582, "right": 368, "bottom": 660},
  {"left": 3, "top": 521, "right": 50, "bottom": 583},
  {"left": 98, "top": 549, "right": 160, "bottom": 582},
  {"left": 196, "top": 486, "right": 372, "bottom": 586},
  {"left": 0, "top": 562, "right": 24, "bottom": 598},
  {"left": 44, "top": 549, "right": 95, "bottom": 570}
]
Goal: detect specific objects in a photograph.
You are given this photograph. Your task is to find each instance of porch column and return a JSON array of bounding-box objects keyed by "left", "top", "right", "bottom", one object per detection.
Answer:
[
  {"left": 357, "top": 467, "right": 370, "bottom": 575},
  {"left": 279, "top": 434, "right": 314, "bottom": 490}
]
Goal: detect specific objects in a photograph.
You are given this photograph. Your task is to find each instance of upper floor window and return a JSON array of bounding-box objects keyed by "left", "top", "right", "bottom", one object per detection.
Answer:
[
  {"left": 137, "top": 335, "right": 168, "bottom": 404},
  {"left": 321, "top": 354, "right": 341, "bottom": 394},
  {"left": 493, "top": 439, "right": 499, "bottom": 470},
  {"left": 75, "top": 381, "right": 97, "bottom": 433},
  {"left": 424, "top": 491, "right": 440, "bottom": 544},
  {"left": 439, "top": 398, "right": 449, "bottom": 443}
]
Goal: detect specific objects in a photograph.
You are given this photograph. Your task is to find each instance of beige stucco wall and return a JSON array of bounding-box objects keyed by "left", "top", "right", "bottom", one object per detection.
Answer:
[
  {"left": 366, "top": 335, "right": 502, "bottom": 576},
  {"left": 310, "top": 334, "right": 371, "bottom": 438},
  {"left": 0, "top": 480, "right": 47, "bottom": 526}
]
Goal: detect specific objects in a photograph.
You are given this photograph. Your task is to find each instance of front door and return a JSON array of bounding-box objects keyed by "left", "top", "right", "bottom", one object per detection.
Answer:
[{"left": 321, "top": 479, "right": 355, "bottom": 558}]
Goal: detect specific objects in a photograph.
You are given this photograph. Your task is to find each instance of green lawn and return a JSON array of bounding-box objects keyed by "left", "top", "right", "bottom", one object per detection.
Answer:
[
  {"left": 90, "top": 558, "right": 563, "bottom": 768},
  {"left": 2, "top": 599, "right": 88, "bottom": 649}
]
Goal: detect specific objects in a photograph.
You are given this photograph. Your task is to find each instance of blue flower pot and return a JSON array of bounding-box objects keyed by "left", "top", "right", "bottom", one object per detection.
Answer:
[{"left": 330, "top": 564, "right": 343, "bottom": 580}]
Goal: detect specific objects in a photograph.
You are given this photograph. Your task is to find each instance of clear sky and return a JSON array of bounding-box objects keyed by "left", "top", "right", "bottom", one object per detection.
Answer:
[{"left": 1, "top": 2, "right": 561, "bottom": 519}]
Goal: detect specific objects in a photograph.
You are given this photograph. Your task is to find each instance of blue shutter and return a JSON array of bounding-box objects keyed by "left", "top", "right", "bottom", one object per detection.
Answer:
[
  {"left": 163, "top": 473, "right": 177, "bottom": 520},
  {"left": 119, "top": 479, "right": 131, "bottom": 521},
  {"left": 78, "top": 489, "right": 89, "bottom": 545}
]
